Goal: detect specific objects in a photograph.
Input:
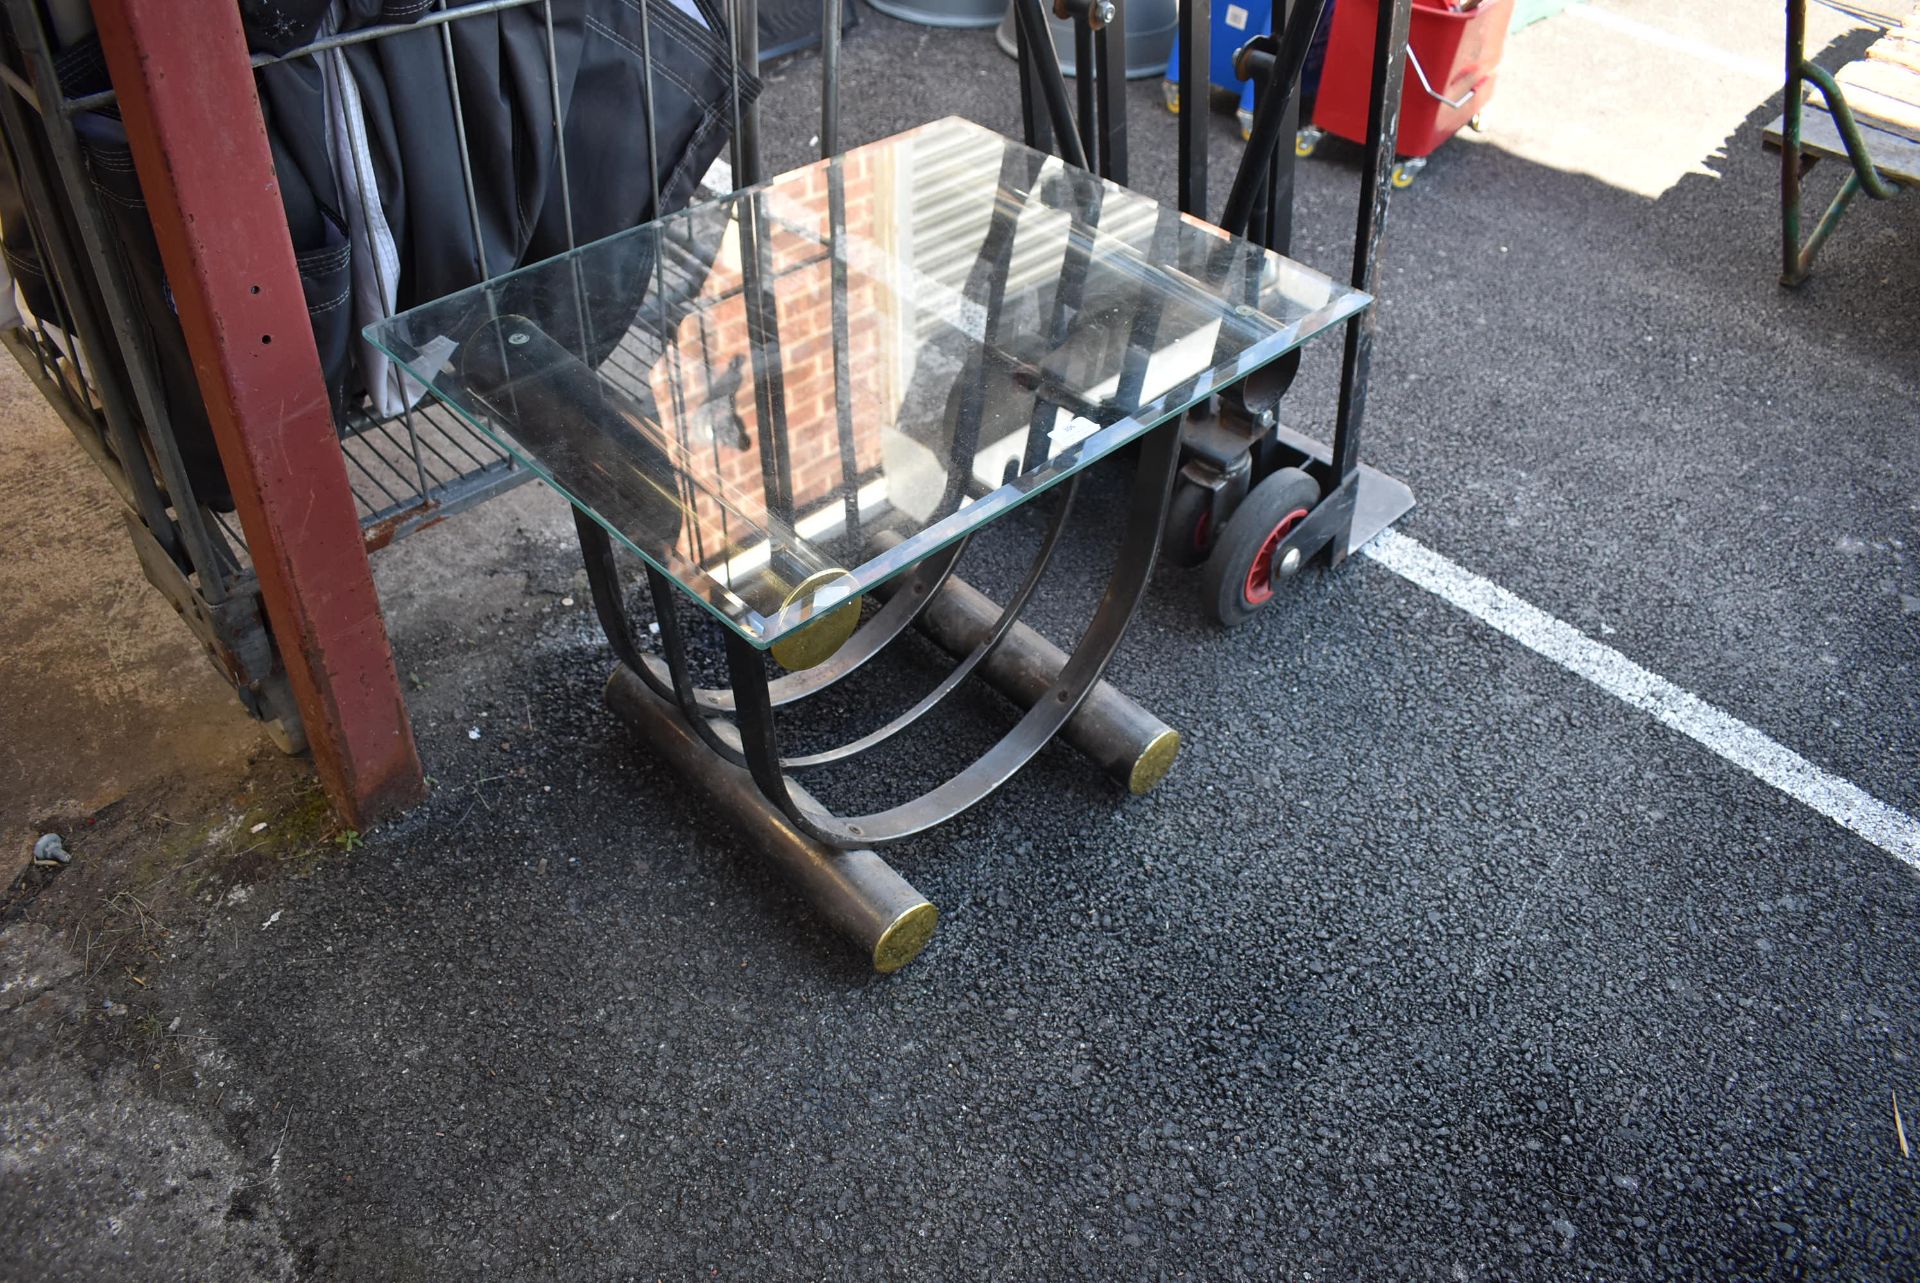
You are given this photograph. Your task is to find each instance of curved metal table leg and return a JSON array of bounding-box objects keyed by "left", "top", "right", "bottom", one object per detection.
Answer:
[
  {"left": 572, "top": 509, "right": 971, "bottom": 716},
  {"left": 577, "top": 476, "right": 1092, "bottom": 780},
  {"left": 872, "top": 549, "right": 1180, "bottom": 796},
  {"left": 780, "top": 475, "right": 1082, "bottom": 773},
  {"left": 593, "top": 537, "right": 986, "bottom": 773},
  {"left": 684, "top": 535, "right": 969, "bottom": 715},
  {"left": 725, "top": 416, "right": 1182, "bottom": 848},
  {"left": 643, "top": 562, "right": 756, "bottom": 767}
]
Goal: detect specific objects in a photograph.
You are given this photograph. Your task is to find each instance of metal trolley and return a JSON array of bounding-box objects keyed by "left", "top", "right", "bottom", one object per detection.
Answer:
[
  {"left": 1131, "top": 0, "right": 1415, "bottom": 626},
  {"left": 1010, "top": 0, "right": 1414, "bottom": 628},
  {"left": 3, "top": 0, "right": 1411, "bottom": 964}
]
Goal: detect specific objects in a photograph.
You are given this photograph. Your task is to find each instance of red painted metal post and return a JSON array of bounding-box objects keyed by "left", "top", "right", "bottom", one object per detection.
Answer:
[{"left": 89, "top": 2, "right": 426, "bottom": 826}]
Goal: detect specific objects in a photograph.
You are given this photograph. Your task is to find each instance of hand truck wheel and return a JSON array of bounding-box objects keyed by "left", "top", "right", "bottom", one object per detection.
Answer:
[
  {"left": 1199, "top": 467, "right": 1319, "bottom": 628},
  {"left": 1161, "top": 479, "right": 1216, "bottom": 569}
]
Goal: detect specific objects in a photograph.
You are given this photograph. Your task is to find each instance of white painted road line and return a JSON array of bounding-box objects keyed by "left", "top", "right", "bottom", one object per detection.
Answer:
[
  {"left": 1563, "top": 4, "right": 1783, "bottom": 83},
  {"left": 1362, "top": 528, "right": 1920, "bottom": 872}
]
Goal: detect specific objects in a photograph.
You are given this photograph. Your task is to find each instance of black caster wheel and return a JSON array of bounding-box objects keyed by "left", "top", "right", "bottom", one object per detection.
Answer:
[
  {"left": 1200, "top": 467, "right": 1318, "bottom": 628},
  {"left": 1162, "top": 480, "right": 1216, "bottom": 569}
]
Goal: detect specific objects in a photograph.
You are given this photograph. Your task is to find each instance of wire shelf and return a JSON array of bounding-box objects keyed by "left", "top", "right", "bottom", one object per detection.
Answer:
[{"left": 340, "top": 398, "right": 528, "bottom": 549}]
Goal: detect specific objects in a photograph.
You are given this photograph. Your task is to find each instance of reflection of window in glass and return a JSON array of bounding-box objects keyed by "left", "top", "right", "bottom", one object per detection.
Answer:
[{"left": 367, "top": 117, "right": 1370, "bottom": 647}]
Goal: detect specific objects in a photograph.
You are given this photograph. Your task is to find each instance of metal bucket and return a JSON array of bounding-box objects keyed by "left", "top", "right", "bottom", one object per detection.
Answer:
[{"left": 993, "top": 0, "right": 1179, "bottom": 78}]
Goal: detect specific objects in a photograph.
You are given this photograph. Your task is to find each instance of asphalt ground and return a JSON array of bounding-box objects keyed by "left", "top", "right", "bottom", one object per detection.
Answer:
[{"left": 4, "top": 1, "right": 1917, "bottom": 1280}]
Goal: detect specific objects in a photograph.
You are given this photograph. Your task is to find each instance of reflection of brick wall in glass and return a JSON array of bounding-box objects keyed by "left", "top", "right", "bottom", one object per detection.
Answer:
[{"left": 645, "top": 146, "right": 901, "bottom": 581}]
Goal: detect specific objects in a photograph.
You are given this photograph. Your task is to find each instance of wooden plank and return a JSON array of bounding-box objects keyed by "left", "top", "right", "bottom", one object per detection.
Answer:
[
  {"left": 1838, "top": 56, "right": 1920, "bottom": 105},
  {"left": 1764, "top": 104, "right": 1920, "bottom": 186},
  {"left": 91, "top": 2, "right": 427, "bottom": 827},
  {"left": 1828, "top": 59, "right": 1920, "bottom": 137},
  {"left": 1866, "top": 35, "right": 1920, "bottom": 75},
  {"left": 1822, "top": 2, "right": 1920, "bottom": 29}
]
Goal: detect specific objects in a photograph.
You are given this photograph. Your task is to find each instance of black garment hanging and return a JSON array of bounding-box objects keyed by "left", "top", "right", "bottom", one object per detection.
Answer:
[{"left": 3, "top": 0, "right": 758, "bottom": 510}]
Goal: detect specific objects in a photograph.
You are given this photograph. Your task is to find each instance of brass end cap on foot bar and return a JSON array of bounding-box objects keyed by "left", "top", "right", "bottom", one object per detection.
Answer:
[
  {"left": 602, "top": 664, "right": 938, "bottom": 972},
  {"left": 872, "top": 901, "right": 939, "bottom": 974},
  {"left": 1128, "top": 728, "right": 1182, "bottom": 796}
]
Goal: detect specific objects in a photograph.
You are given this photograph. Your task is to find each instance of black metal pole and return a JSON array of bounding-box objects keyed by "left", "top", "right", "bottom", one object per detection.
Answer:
[
  {"left": 1781, "top": 0, "right": 1805, "bottom": 285},
  {"left": 820, "top": 0, "right": 842, "bottom": 157},
  {"left": 1014, "top": 0, "right": 1091, "bottom": 168},
  {"left": 1013, "top": 0, "right": 1056, "bottom": 152},
  {"left": 827, "top": 163, "right": 861, "bottom": 550},
  {"left": 1266, "top": 0, "right": 1299, "bottom": 254},
  {"left": 735, "top": 0, "right": 763, "bottom": 184},
  {"left": 1094, "top": 0, "right": 1128, "bottom": 182},
  {"left": 955, "top": 151, "right": 1036, "bottom": 472},
  {"left": 1219, "top": 0, "right": 1330, "bottom": 235},
  {"left": 740, "top": 194, "right": 795, "bottom": 524},
  {"left": 1176, "top": 0, "right": 1207, "bottom": 215},
  {"left": 1247, "top": 70, "right": 1272, "bottom": 248},
  {"left": 1328, "top": 0, "right": 1410, "bottom": 530},
  {"left": 1023, "top": 169, "right": 1102, "bottom": 470},
  {"left": 1074, "top": 13, "right": 1097, "bottom": 165}
]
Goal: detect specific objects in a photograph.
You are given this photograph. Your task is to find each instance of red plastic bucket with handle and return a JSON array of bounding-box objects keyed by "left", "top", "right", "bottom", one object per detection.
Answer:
[{"left": 1312, "top": 0, "right": 1514, "bottom": 158}]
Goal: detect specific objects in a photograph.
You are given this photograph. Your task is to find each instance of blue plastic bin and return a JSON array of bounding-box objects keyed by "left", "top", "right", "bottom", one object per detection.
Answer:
[{"left": 1163, "top": 0, "right": 1333, "bottom": 135}]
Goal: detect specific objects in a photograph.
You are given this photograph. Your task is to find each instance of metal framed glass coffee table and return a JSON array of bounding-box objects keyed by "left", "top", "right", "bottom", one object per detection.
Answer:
[{"left": 370, "top": 117, "right": 1370, "bottom": 970}]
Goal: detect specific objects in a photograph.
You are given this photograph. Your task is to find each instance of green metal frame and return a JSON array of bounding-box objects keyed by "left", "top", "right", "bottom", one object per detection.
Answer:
[{"left": 1781, "top": 0, "right": 1900, "bottom": 286}]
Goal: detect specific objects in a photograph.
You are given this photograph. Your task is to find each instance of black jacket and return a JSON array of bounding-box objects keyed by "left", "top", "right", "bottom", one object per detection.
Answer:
[{"left": 6, "top": 0, "right": 756, "bottom": 508}]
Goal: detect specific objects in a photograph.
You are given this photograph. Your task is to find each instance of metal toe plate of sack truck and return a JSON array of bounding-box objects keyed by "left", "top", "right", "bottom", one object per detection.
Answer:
[{"left": 1271, "top": 421, "right": 1416, "bottom": 553}]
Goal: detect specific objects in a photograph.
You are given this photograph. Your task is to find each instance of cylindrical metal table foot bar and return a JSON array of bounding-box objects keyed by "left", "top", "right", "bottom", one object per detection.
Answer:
[
  {"left": 871, "top": 538, "right": 1181, "bottom": 796},
  {"left": 604, "top": 664, "right": 939, "bottom": 972}
]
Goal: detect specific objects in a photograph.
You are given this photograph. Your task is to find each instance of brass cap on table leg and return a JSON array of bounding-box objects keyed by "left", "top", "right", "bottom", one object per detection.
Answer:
[
  {"left": 871, "top": 901, "right": 939, "bottom": 974},
  {"left": 1128, "top": 728, "right": 1182, "bottom": 796},
  {"left": 769, "top": 569, "right": 862, "bottom": 671}
]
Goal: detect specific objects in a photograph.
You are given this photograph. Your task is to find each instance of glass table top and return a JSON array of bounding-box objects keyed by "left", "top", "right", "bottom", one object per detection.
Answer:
[{"left": 367, "top": 116, "right": 1368, "bottom": 652}]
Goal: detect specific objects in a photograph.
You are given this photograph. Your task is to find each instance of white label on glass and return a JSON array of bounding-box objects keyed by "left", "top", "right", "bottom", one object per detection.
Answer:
[{"left": 1225, "top": 5, "right": 1249, "bottom": 29}]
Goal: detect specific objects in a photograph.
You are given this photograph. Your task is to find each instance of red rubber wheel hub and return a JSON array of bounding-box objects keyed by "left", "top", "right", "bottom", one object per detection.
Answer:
[{"left": 1242, "top": 508, "right": 1309, "bottom": 606}]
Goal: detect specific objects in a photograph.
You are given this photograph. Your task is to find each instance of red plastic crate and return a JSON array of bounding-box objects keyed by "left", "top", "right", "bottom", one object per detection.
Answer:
[{"left": 1313, "top": 0, "right": 1515, "bottom": 159}]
